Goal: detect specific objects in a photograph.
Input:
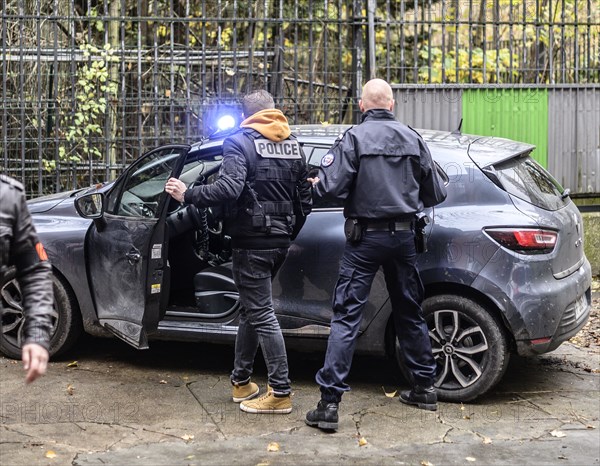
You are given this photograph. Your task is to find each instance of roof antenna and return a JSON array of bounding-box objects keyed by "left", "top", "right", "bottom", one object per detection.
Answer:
[{"left": 451, "top": 118, "right": 463, "bottom": 136}]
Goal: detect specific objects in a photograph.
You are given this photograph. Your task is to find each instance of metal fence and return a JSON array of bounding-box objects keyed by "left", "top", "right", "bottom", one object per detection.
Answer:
[
  {"left": 392, "top": 84, "right": 600, "bottom": 194},
  {"left": 1, "top": 0, "right": 599, "bottom": 197}
]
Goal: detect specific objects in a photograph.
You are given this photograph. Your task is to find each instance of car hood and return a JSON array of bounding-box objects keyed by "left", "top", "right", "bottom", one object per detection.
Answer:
[
  {"left": 28, "top": 182, "right": 115, "bottom": 214},
  {"left": 27, "top": 189, "right": 85, "bottom": 213}
]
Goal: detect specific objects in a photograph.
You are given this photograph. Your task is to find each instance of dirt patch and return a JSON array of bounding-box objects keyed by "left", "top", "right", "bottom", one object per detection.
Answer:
[{"left": 569, "top": 277, "right": 600, "bottom": 351}]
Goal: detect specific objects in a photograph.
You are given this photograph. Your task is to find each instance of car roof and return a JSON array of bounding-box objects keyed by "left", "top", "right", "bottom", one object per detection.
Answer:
[
  {"left": 191, "top": 123, "right": 535, "bottom": 168},
  {"left": 290, "top": 124, "right": 535, "bottom": 167}
]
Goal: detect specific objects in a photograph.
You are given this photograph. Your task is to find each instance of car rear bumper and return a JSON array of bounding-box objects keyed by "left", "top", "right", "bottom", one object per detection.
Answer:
[
  {"left": 515, "top": 289, "right": 591, "bottom": 355},
  {"left": 472, "top": 254, "right": 592, "bottom": 357}
]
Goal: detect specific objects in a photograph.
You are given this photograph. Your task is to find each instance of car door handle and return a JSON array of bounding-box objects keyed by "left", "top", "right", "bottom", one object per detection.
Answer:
[{"left": 126, "top": 249, "right": 141, "bottom": 265}]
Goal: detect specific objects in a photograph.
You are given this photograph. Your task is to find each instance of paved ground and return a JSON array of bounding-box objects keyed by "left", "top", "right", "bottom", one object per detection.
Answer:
[{"left": 1, "top": 328, "right": 599, "bottom": 466}]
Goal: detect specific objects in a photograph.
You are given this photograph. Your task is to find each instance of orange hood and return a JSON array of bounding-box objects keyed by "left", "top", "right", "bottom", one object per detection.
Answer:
[{"left": 240, "top": 109, "right": 291, "bottom": 142}]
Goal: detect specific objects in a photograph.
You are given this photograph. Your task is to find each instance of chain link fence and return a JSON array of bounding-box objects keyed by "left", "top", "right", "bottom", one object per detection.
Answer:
[{"left": 1, "top": 0, "right": 598, "bottom": 196}]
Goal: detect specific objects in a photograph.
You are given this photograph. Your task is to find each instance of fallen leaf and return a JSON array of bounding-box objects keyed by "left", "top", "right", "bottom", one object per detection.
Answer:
[
  {"left": 586, "top": 425, "right": 596, "bottom": 429},
  {"left": 463, "top": 415, "right": 471, "bottom": 420},
  {"left": 159, "top": 380, "right": 168, "bottom": 384},
  {"left": 45, "top": 450, "right": 57, "bottom": 458},
  {"left": 420, "top": 461, "right": 434, "bottom": 466},
  {"left": 466, "top": 457, "right": 476, "bottom": 462},
  {"left": 66, "top": 384, "right": 75, "bottom": 396},
  {"left": 165, "top": 89, "right": 171, "bottom": 98},
  {"left": 181, "top": 434, "right": 194, "bottom": 441},
  {"left": 267, "top": 442, "right": 280, "bottom": 452},
  {"left": 66, "top": 361, "right": 78, "bottom": 368},
  {"left": 558, "top": 454, "right": 568, "bottom": 460},
  {"left": 482, "top": 437, "right": 493, "bottom": 444},
  {"left": 358, "top": 437, "right": 368, "bottom": 447},
  {"left": 185, "top": 455, "right": 195, "bottom": 460},
  {"left": 382, "top": 386, "right": 397, "bottom": 398},
  {"left": 550, "top": 430, "right": 566, "bottom": 438}
]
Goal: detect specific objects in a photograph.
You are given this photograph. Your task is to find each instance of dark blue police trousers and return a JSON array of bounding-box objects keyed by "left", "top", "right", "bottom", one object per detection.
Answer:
[{"left": 316, "top": 229, "right": 437, "bottom": 403}]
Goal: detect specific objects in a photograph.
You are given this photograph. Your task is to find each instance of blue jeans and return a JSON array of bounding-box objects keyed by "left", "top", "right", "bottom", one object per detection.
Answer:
[
  {"left": 230, "top": 247, "right": 291, "bottom": 395},
  {"left": 316, "top": 230, "right": 436, "bottom": 403}
]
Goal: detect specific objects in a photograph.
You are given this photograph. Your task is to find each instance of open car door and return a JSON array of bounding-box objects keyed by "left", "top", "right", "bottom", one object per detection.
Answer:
[{"left": 83, "top": 146, "right": 189, "bottom": 348}]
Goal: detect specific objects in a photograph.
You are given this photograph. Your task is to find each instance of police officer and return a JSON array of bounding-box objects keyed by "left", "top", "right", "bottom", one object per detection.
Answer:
[
  {"left": 305, "top": 79, "right": 447, "bottom": 431},
  {"left": 165, "top": 90, "right": 312, "bottom": 414},
  {"left": 0, "top": 175, "right": 54, "bottom": 383}
]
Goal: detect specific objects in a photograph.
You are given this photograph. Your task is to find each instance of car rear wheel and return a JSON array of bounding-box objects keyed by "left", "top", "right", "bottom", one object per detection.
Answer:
[
  {"left": 0, "top": 267, "right": 82, "bottom": 359},
  {"left": 396, "top": 294, "right": 509, "bottom": 402}
]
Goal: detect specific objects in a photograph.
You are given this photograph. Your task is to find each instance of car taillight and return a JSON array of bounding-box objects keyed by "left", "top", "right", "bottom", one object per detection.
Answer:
[{"left": 484, "top": 228, "right": 557, "bottom": 253}]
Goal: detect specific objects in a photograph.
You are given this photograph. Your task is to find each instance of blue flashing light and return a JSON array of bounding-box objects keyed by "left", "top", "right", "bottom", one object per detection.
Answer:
[{"left": 216, "top": 115, "right": 236, "bottom": 132}]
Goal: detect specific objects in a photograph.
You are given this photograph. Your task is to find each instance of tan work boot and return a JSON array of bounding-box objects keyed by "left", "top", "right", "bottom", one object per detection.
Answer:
[
  {"left": 239, "top": 386, "right": 292, "bottom": 414},
  {"left": 232, "top": 381, "right": 260, "bottom": 403}
]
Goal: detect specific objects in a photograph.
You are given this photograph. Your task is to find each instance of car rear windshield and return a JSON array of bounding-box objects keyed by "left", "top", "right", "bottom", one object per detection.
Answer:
[{"left": 492, "top": 155, "right": 568, "bottom": 211}]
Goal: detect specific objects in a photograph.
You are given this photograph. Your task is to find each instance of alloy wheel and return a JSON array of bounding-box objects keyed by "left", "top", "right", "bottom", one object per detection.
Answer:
[{"left": 428, "top": 310, "right": 489, "bottom": 389}]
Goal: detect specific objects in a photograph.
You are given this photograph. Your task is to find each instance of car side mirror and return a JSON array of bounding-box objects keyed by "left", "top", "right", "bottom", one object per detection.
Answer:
[
  {"left": 75, "top": 193, "right": 108, "bottom": 231},
  {"left": 75, "top": 193, "right": 105, "bottom": 219}
]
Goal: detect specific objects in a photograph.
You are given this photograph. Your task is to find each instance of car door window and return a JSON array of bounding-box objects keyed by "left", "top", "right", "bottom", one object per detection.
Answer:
[
  {"left": 307, "top": 147, "right": 328, "bottom": 173},
  {"left": 107, "top": 148, "right": 182, "bottom": 218},
  {"left": 179, "top": 148, "right": 223, "bottom": 185},
  {"left": 305, "top": 145, "right": 343, "bottom": 209}
]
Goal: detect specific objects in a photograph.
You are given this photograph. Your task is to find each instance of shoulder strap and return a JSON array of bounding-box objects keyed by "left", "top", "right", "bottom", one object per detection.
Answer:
[{"left": 0, "top": 175, "right": 24, "bottom": 191}]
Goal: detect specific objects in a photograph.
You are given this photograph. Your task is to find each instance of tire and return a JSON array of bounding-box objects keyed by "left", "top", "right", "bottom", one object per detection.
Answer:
[
  {"left": 0, "top": 267, "right": 82, "bottom": 359},
  {"left": 395, "top": 294, "right": 509, "bottom": 402}
]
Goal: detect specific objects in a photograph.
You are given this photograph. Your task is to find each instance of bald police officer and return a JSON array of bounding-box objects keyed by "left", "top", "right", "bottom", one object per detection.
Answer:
[
  {"left": 305, "top": 79, "right": 447, "bottom": 431},
  {"left": 0, "top": 175, "right": 54, "bottom": 383},
  {"left": 166, "top": 90, "right": 312, "bottom": 414}
]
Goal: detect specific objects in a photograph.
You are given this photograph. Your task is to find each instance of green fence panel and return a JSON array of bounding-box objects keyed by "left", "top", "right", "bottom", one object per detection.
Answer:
[{"left": 462, "top": 89, "right": 549, "bottom": 167}]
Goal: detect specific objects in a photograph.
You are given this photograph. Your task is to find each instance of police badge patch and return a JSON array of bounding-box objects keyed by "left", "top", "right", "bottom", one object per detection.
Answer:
[{"left": 321, "top": 152, "right": 335, "bottom": 167}]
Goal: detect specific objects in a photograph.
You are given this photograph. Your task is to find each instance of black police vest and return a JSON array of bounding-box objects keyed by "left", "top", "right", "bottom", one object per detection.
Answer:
[{"left": 236, "top": 130, "right": 302, "bottom": 236}]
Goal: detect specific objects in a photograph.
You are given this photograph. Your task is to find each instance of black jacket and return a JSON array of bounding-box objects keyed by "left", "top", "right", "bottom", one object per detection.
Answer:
[
  {"left": 184, "top": 129, "right": 313, "bottom": 249},
  {"left": 0, "top": 175, "right": 54, "bottom": 350},
  {"left": 314, "top": 109, "right": 447, "bottom": 220}
]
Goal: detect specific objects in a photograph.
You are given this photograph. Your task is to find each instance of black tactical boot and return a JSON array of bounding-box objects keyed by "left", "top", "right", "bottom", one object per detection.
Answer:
[
  {"left": 399, "top": 385, "right": 438, "bottom": 411},
  {"left": 305, "top": 400, "right": 339, "bottom": 430}
]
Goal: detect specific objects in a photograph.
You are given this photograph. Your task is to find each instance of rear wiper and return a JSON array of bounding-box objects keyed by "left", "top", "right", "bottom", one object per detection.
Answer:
[{"left": 561, "top": 188, "right": 571, "bottom": 199}]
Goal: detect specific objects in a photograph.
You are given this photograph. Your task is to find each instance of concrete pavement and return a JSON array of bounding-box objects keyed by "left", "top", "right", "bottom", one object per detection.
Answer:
[{"left": 1, "top": 331, "right": 599, "bottom": 465}]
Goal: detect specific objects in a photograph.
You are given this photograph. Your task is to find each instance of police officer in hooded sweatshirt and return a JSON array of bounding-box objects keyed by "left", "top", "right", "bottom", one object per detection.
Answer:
[
  {"left": 305, "top": 79, "right": 447, "bottom": 431},
  {"left": 0, "top": 174, "right": 54, "bottom": 384},
  {"left": 165, "top": 90, "right": 312, "bottom": 414}
]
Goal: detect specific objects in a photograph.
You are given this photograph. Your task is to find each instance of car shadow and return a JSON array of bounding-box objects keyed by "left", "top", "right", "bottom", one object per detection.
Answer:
[
  {"left": 65, "top": 335, "right": 593, "bottom": 402},
  {"left": 67, "top": 334, "right": 403, "bottom": 387}
]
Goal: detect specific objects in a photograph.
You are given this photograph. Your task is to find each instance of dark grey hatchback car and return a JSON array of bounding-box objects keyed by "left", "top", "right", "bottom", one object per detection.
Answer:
[{"left": 0, "top": 125, "right": 592, "bottom": 401}]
